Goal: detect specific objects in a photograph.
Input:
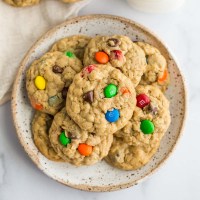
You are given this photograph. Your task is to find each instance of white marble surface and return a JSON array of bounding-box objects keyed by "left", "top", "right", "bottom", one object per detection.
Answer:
[{"left": 0, "top": 0, "right": 199, "bottom": 199}]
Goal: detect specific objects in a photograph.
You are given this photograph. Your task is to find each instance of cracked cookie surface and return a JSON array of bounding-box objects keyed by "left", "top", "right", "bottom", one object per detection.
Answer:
[
  {"left": 26, "top": 51, "right": 83, "bottom": 115},
  {"left": 84, "top": 35, "right": 146, "bottom": 86},
  {"left": 106, "top": 85, "right": 171, "bottom": 170},
  {"left": 49, "top": 108, "right": 113, "bottom": 166},
  {"left": 66, "top": 64, "right": 136, "bottom": 135}
]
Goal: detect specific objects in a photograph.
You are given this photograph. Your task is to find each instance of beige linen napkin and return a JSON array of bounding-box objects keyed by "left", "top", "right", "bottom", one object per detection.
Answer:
[{"left": 0, "top": 0, "right": 90, "bottom": 105}]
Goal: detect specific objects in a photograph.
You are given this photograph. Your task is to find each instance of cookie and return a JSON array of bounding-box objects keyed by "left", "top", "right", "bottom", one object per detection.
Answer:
[
  {"left": 136, "top": 42, "right": 169, "bottom": 92},
  {"left": 49, "top": 108, "right": 113, "bottom": 166},
  {"left": 106, "top": 85, "right": 171, "bottom": 170},
  {"left": 66, "top": 64, "right": 136, "bottom": 135},
  {"left": 50, "top": 35, "right": 91, "bottom": 60},
  {"left": 61, "top": 0, "right": 81, "bottom": 3},
  {"left": 3, "top": 0, "right": 40, "bottom": 7},
  {"left": 32, "top": 111, "right": 63, "bottom": 161},
  {"left": 83, "top": 35, "right": 146, "bottom": 86},
  {"left": 26, "top": 51, "right": 83, "bottom": 115}
]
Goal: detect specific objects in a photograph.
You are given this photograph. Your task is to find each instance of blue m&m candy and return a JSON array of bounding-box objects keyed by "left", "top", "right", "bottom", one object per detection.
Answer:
[{"left": 105, "top": 109, "right": 120, "bottom": 123}]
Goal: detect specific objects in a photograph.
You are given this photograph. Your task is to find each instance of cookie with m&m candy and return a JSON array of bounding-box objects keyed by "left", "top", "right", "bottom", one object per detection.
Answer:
[
  {"left": 66, "top": 64, "right": 136, "bottom": 135},
  {"left": 32, "top": 111, "right": 63, "bottom": 162},
  {"left": 136, "top": 42, "right": 170, "bottom": 92},
  {"left": 49, "top": 108, "right": 113, "bottom": 166},
  {"left": 83, "top": 35, "right": 147, "bottom": 86},
  {"left": 26, "top": 51, "right": 83, "bottom": 115},
  {"left": 106, "top": 85, "right": 171, "bottom": 170},
  {"left": 50, "top": 35, "right": 91, "bottom": 60}
]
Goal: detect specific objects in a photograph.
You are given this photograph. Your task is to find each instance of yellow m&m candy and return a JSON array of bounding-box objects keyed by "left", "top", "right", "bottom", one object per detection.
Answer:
[{"left": 34, "top": 76, "right": 46, "bottom": 90}]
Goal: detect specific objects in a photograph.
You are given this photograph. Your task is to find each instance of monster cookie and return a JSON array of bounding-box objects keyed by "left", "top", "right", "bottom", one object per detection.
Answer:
[
  {"left": 26, "top": 51, "right": 83, "bottom": 115},
  {"left": 83, "top": 35, "right": 147, "bottom": 86},
  {"left": 61, "top": 0, "right": 81, "bottom": 2},
  {"left": 32, "top": 111, "right": 63, "bottom": 161},
  {"left": 106, "top": 85, "right": 171, "bottom": 170},
  {"left": 51, "top": 35, "right": 91, "bottom": 60},
  {"left": 49, "top": 108, "right": 113, "bottom": 166},
  {"left": 3, "top": 0, "right": 40, "bottom": 7},
  {"left": 136, "top": 42, "right": 169, "bottom": 92},
  {"left": 66, "top": 64, "right": 136, "bottom": 135}
]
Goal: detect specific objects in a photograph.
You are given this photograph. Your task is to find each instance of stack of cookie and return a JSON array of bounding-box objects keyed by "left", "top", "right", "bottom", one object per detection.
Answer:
[{"left": 26, "top": 35, "right": 171, "bottom": 170}]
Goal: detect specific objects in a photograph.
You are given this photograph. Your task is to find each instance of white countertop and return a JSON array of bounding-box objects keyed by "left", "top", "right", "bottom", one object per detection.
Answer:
[{"left": 0, "top": 0, "right": 199, "bottom": 199}]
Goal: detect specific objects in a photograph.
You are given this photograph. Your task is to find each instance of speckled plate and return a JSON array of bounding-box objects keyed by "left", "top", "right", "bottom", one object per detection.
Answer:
[{"left": 11, "top": 14, "right": 186, "bottom": 192}]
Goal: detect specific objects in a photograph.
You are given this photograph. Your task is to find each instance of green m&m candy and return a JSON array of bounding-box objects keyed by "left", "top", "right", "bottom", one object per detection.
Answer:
[
  {"left": 65, "top": 51, "right": 75, "bottom": 58},
  {"left": 140, "top": 120, "right": 154, "bottom": 134},
  {"left": 59, "top": 131, "right": 71, "bottom": 146},
  {"left": 104, "top": 84, "right": 118, "bottom": 98}
]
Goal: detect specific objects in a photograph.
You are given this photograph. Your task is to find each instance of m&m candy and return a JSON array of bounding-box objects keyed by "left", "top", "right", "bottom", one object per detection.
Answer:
[
  {"left": 140, "top": 120, "right": 154, "bottom": 134},
  {"left": 121, "top": 87, "right": 131, "bottom": 95},
  {"left": 65, "top": 51, "right": 75, "bottom": 58},
  {"left": 110, "top": 50, "right": 123, "bottom": 61},
  {"left": 136, "top": 94, "right": 150, "bottom": 108},
  {"left": 48, "top": 95, "right": 60, "bottom": 106},
  {"left": 95, "top": 51, "right": 109, "bottom": 64},
  {"left": 104, "top": 84, "right": 118, "bottom": 98},
  {"left": 105, "top": 109, "right": 120, "bottom": 123},
  {"left": 34, "top": 76, "right": 46, "bottom": 90},
  {"left": 78, "top": 143, "right": 93, "bottom": 156},
  {"left": 81, "top": 65, "right": 96, "bottom": 77},
  {"left": 59, "top": 131, "right": 71, "bottom": 146}
]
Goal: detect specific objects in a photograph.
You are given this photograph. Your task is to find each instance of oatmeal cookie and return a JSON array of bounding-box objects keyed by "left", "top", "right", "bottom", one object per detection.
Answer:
[
  {"left": 106, "top": 85, "right": 171, "bottom": 170},
  {"left": 84, "top": 35, "right": 146, "bottom": 86},
  {"left": 3, "top": 0, "right": 40, "bottom": 7},
  {"left": 66, "top": 64, "right": 136, "bottom": 135},
  {"left": 50, "top": 35, "right": 91, "bottom": 60},
  {"left": 137, "top": 42, "right": 169, "bottom": 92},
  {"left": 32, "top": 111, "right": 63, "bottom": 161},
  {"left": 61, "top": 0, "right": 81, "bottom": 3},
  {"left": 49, "top": 108, "right": 113, "bottom": 166},
  {"left": 26, "top": 51, "right": 83, "bottom": 115}
]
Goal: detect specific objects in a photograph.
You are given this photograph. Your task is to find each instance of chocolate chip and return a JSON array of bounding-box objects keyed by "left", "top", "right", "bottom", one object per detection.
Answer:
[
  {"left": 52, "top": 65, "right": 64, "bottom": 73},
  {"left": 149, "top": 103, "right": 158, "bottom": 115},
  {"left": 68, "top": 132, "right": 77, "bottom": 139},
  {"left": 83, "top": 90, "right": 94, "bottom": 103},
  {"left": 107, "top": 38, "right": 121, "bottom": 47},
  {"left": 62, "top": 87, "right": 69, "bottom": 99}
]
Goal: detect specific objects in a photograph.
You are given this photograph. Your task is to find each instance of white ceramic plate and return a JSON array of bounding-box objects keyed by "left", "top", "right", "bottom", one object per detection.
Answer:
[{"left": 11, "top": 14, "right": 186, "bottom": 192}]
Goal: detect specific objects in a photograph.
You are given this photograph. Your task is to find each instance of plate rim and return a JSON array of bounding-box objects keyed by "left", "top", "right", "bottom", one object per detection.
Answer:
[{"left": 11, "top": 14, "right": 187, "bottom": 192}]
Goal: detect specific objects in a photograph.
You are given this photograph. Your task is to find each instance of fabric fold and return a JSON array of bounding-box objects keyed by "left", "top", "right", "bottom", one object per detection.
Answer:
[{"left": 0, "top": 0, "right": 90, "bottom": 105}]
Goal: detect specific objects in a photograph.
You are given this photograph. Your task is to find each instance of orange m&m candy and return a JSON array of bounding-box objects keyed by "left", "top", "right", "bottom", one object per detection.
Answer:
[
  {"left": 121, "top": 87, "right": 131, "bottom": 95},
  {"left": 78, "top": 143, "right": 93, "bottom": 156},
  {"left": 30, "top": 99, "right": 43, "bottom": 111},
  {"left": 34, "top": 103, "right": 43, "bottom": 110},
  {"left": 95, "top": 51, "right": 109, "bottom": 64},
  {"left": 158, "top": 69, "right": 168, "bottom": 84}
]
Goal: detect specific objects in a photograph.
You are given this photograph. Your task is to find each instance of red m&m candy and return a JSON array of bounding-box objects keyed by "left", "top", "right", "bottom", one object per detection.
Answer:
[
  {"left": 110, "top": 50, "right": 123, "bottom": 61},
  {"left": 81, "top": 65, "right": 96, "bottom": 77},
  {"left": 136, "top": 94, "right": 150, "bottom": 108}
]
